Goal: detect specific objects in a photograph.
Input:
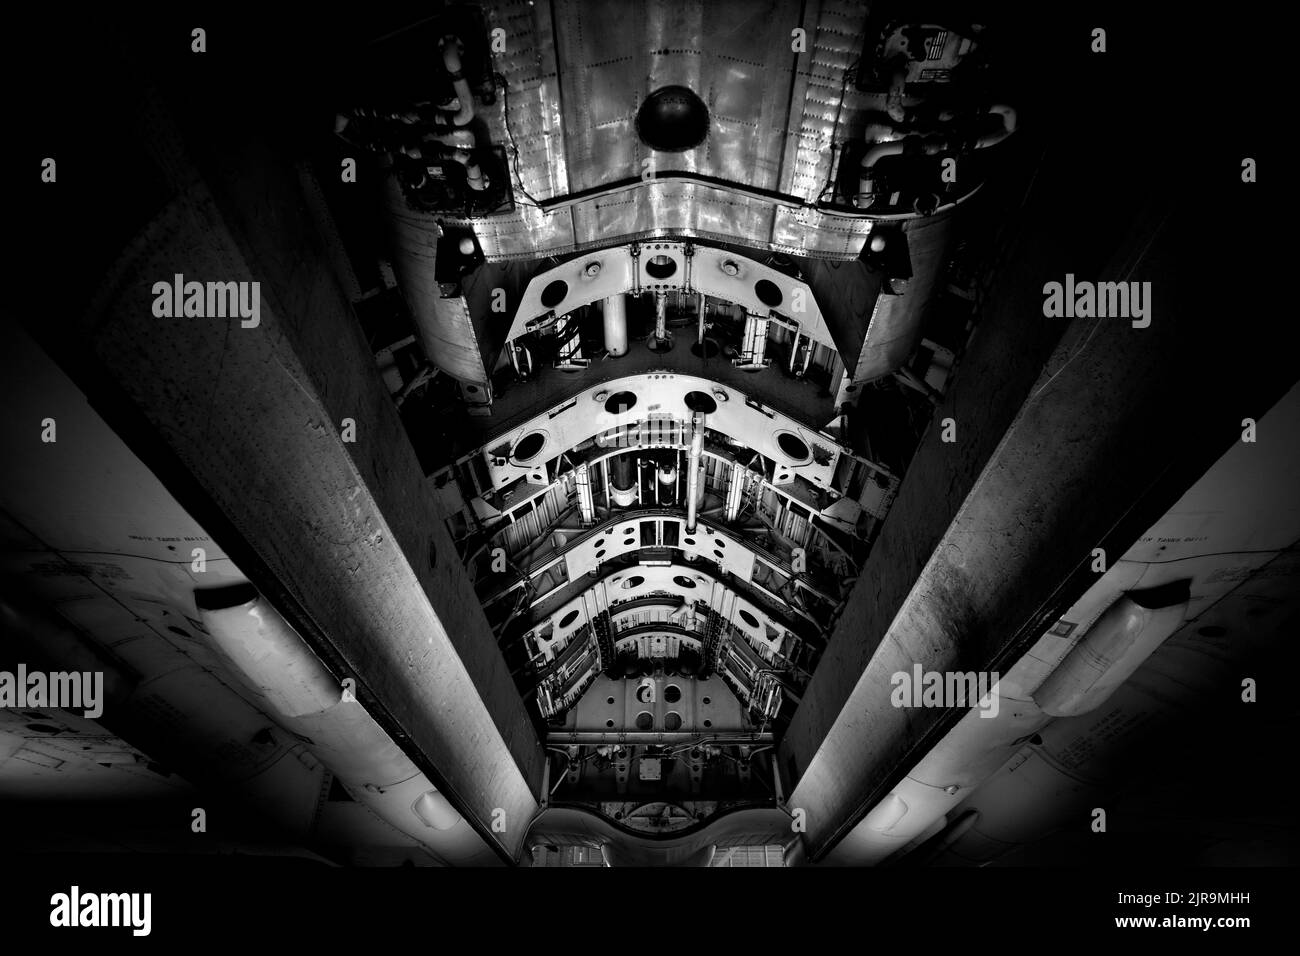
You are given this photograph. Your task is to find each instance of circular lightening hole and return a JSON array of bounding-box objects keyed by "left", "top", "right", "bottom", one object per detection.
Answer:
[
  {"left": 664, "top": 685, "right": 682, "bottom": 704},
  {"left": 621, "top": 575, "right": 645, "bottom": 589},
  {"left": 664, "top": 712, "right": 682, "bottom": 731},
  {"left": 540, "top": 280, "right": 569, "bottom": 309},
  {"left": 646, "top": 255, "right": 678, "bottom": 280},
  {"left": 738, "top": 609, "right": 759, "bottom": 629},
  {"left": 684, "top": 390, "right": 717, "bottom": 414},
  {"left": 605, "top": 390, "right": 638, "bottom": 414},
  {"left": 559, "top": 610, "right": 581, "bottom": 629},
  {"left": 673, "top": 575, "right": 696, "bottom": 589},
  {"left": 512, "top": 431, "right": 546, "bottom": 462},
  {"left": 754, "top": 279, "right": 783, "bottom": 307},
  {"left": 776, "top": 431, "right": 810, "bottom": 462},
  {"left": 635, "top": 711, "right": 654, "bottom": 730}
]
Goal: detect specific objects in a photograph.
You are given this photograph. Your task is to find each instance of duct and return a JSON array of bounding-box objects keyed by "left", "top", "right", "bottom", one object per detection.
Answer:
[
  {"left": 654, "top": 293, "right": 668, "bottom": 345},
  {"left": 685, "top": 414, "right": 705, "bottom": 534},
  {"left": 856, "top": 141, "right": 908, "bottom": 206},
  {"left": 440, "top": 148, "right": 486, "bottom": 191},
  {"left": 1032, "top": 579, "right": 1191, "bottom": 718},
  {"left": 423, "top": 129, "right": 476, "bottom": 150},
  {"left": 856, "top": 135, "right": 955, "bottom": 207},
  {"left": 856, "top": 103, "right": 1017, "bottom": 207},
  {"left": 196, "top": 584, "right": 497, "bottom": 866},
  {"left": 975, "top": 105, "right": 1018, "bottom": 149},
  {"left": 439, "top": 37, "right": 474, "bottom": 127},
  {"left": 602, "top": 294, "right": 628, "bottom": 357}
]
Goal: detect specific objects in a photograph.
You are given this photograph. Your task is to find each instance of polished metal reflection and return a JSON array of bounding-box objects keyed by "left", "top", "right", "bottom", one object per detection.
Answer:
[{"left": 467, "top": 0, "right": 921, "bottom": 260}]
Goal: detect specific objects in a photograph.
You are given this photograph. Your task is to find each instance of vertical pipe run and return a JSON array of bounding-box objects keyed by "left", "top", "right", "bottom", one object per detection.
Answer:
[
  {"left": 576, "top": 462, "right": 595, "bottom": 524},
  {"left": 603, "top": 294, "right": 628, "bottom": 357},
  {"left": 737, "top": 311, "right": 769, "bottom": 367},
  {"left": 655, "top": 293, "right": 667, "bottom": 343},
  {"left": 724, "top": 461, "right": 745, "bottom": 522},
  {"left": 697, "top": 293, "right": 706, "bottom": 345},
  {"left": 440, "top": 38, "right": 476, "bottom": 126},
  {"left": 685, "top": 413, "right": 705, "bottom": 533}
]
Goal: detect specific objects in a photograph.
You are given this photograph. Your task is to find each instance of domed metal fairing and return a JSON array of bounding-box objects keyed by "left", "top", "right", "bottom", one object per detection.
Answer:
[{"left": 636, "top": 85, "right": 709, "bottom": 152}]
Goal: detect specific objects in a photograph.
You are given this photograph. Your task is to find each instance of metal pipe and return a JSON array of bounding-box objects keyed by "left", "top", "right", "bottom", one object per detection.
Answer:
[
  {"left": 685, "top": 413, "right": 705, "bottom": 534},
  {"left": 439, "top": 37, "right": 475, "bottom": 126},
  {"left": 696, "top": 293, "right": 706, "bottom": 345},
  {"left": 603, "top": 294, "right": 628, "bottom": 357},
  {"left": 654, "top": 293, "right": 667, "bottom": 343},
  {"left": 856, "top": 141, "right": 908, "bottom": 205}
]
